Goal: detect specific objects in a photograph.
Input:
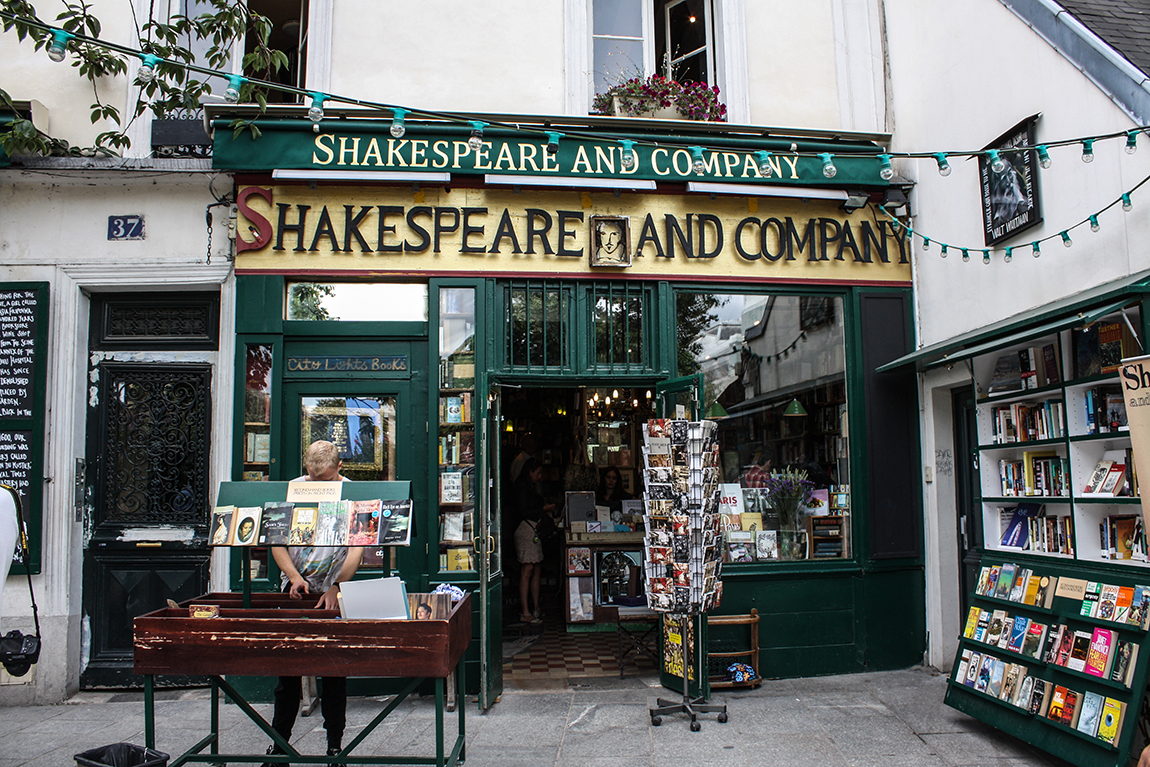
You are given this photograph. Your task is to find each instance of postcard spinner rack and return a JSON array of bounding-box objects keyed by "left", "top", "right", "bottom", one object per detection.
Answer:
[{"left": 641, "top": 419, "right": 728, "bottom": 731}]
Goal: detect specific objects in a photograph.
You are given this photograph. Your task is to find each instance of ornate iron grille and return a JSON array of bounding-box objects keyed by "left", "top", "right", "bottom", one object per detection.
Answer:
[
  {"left": 150, "top": 109, "right": 212, "bottom": 159},
  {"left": 503, "top": 280, "right": 574, "bottom": 371},
  {"left": 107, "top": 305, "right": 211, "bottom": 340},
  {"left": 91, "top": 292, "right": 220, "bottom": 350},
  {"left": 590, "top": 281, "right": 649, "bottom": 370},
  {"left": 99, "top": 365, "right": 212, "bottom": 525}
]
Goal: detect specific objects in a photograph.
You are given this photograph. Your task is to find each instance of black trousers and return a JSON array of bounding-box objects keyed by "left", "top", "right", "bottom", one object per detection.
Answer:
[{"left": 271, "top": 675, "right": 347, "bottom": 749}]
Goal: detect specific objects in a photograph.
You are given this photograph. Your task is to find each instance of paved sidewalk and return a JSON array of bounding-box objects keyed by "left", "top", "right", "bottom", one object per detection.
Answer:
[{"left": 1, "top": 666, "right": 1075, "bottom": 767}]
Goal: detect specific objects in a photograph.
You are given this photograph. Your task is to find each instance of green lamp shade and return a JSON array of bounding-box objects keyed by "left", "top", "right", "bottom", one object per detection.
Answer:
[{"left": 783, "top": 399, "right": 807, "bottom": 416}]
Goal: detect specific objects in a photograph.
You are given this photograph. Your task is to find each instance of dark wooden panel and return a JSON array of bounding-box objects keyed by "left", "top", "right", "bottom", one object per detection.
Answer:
[
  {"left": 757, "top": 643, "right": 862, "bottom": 679},
  {"left": 760, "top": 609, "right": 855, "bottom": 648},
  {"left": 859, "top": 291, "right": 921, "bottom": 560}
]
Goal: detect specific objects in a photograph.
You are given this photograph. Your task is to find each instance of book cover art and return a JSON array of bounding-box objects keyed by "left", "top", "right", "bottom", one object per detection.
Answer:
[
  {"left": 973, "top": 610, "right": 991, "bottom": 643},
  {"left": 754, "top": 530, "right": 778, "bottom": 560},
  {"left": 1110, "top": 641, "right": 1138, "bottom": 687},
  {"left": 1076, "top": 691, "right": 1104, "bottom": 737},
  {"left": 348, "top": 499, "right": 381, "bottom": 545},
  {"left": 1046, "top": 686, "right": 1068, "bottom": 721},
  {"left": 1098, "top": 322, "right": 1124, "bottom": 373},
  {"left": 1006, "top": 615, "right": 1030, "bottom": 654},
  {"left": 1073, "top": 323, "right": 1101, "bottom": 378},
  {"left": 1022, "top": 621, "right": 1046, "bottom": 659},
  {"left": 955, "top": 649, "right": 971, "bottom": 683},
  {"left": 986, "top": 610, "right": 1007, "bottom": 646},
  {"left": 1067, "top": 630, "right": 1092, "bottom": 672},
  {"left": 986, "top": 659, "right": 1005, "bottom": 698},
  {"left": 1028, "top": 679, "right": 1049, "bottom": 716},
  {"left": 987, "top": 352, "right": 1024, "bottom": 394},
  {"left": 376, "top": 499, "right": 413, "bottom": 546},
  {"left": 999, "top": 663, "right": 1022, "bottom": 703},
  {"left": 1023, "top": 574, "right": 1040, "bottom": 606},
  {"left": 962, "top": 605, "right": 981, "bottom": 639},
  {"left": 1080, "top": 581, "right": 1102, "bottom": 617},
  {"left": 1015, "top": 675, "right": 1034, "bottom": 710},
  {"left": 288, "top": 505, "right": 317, "bottom": 545},
  {"left": 210, "top": 505, "right": 235, "bottom": 545},
  {"left": 258, "top": 502, "right": 293, "bottom": 545},
  {"left": 232, "top": 507, "right": 261, "bottom": 546},
  {"left": 1043, "top": 624, "right": 1064, "bottom": 664},
  {"left": 567, "top": 546, "right": 592, "bottom": 575},
  {"left": 976, "top": 566, "right": 992, "bottom": 595},
  {"left": 1083, "top": 461, "right": 1114, "bottom": 494},
  {"left": 313, "top": 500, "right": 350, "bottom": 546},
  {"left": 1085, "top": 628, "right": 1115, "bottom": 678},
  {"left": 1060, "top": 689, "right": 1079, "bottom": 728},
  {"left": 1130, "top": 585, "right": 1150, "bottom": 629},
  {"left": 1054, "top": 626, "right": 1075, "bottom": 667},
  {"left": 1098, "top": 698, "right": 1124, "bottom": 745},
  {"left": 985, "top": 566, "right": 1001, "bottom": 597},
  {"left": 1035, "top": 575, "right": 1057, "bottom": 608},
  {"left": 1008, "top": 567, "right": 1030, "bottom": 602},
  {"left": 994, "top": 563, "right": 1017, "bottom": 600},
  {"left": 1096, "top": 583, "right": 1120, "bottom": 621},
  {"left": 441, "top": 471, "right": 463, "bottom": 503},
  {"left": 444, "top": 396, "right": 463, "bottom": 424},
  {"left": 965, "top": 651, "right": 982, "bottom": 687}
]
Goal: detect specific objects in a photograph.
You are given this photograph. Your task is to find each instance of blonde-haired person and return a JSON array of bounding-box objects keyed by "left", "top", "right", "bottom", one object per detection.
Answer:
[{"left": 266, "top": 440, "right": 362, "bottom": 765}]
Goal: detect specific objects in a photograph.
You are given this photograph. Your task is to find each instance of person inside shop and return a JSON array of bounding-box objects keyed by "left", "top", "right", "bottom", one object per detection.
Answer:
[
  {"left": 513, "top": 457, "right": 556, "bottom": 624},
  {"left": 595, "top": 466, "right": 632, "bottom": 513},
  {"left": 509, "top": 433, "right": 537, "bottom": 485},
  {"left": 265, "top": 440, "right": 362, "bottom": 766}
]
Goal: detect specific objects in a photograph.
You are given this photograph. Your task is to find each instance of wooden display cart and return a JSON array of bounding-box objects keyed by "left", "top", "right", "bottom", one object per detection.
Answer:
[{"left": 134, "top": 592, "right": 471, "bottom": 767}]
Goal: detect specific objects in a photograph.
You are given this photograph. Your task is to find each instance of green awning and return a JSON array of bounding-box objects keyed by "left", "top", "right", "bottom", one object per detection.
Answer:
[{"left": 877, "top": 268, "right": 1150, "bottom": 373}]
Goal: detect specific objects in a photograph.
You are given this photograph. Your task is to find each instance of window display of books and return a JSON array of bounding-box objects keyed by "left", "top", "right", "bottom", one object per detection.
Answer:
[{"left": 640, "top": 419, "right": 723, "bottom": 613}]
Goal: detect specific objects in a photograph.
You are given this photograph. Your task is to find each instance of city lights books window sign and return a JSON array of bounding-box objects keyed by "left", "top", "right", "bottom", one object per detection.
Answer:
[{"left": 980, "top": 115, "right": 1043, "bottom": 246}]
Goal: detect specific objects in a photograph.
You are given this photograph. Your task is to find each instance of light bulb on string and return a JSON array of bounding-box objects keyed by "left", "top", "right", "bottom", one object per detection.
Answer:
[
  {"left": 819, "top": 153, "right": 837, "bottom": 178},
  {"left": 389, "top": 108, "right": 407, "bottom": 138},
  {"left": 619, "top": 140, "right": 637, "bottom": 170},
  {"left": 986, "top": 150, "right": 1006, "bottom": 174},
  {"left": 646, "top": 390, "right": 652, "bottom": 399},
  {"left": 1127, "top": 131, "right": 1139, "bottom": 154},
  {"left": 922, "top": 237, "right": 930, "bottom": 251},
  {"left": 307, "top": 92, "right": 326, "bottom": 123},
  {"left": 1036, "top": 145, "right": 1052, "bottom": 168},
  {"left": 690, "top": 146, "right": 706, "bottom": 175},
  {"left": 933, "top": 153, "right": 951, "bottom": 176},
  {"left": 961, "top": 248, "right": 970, "bottom": 262},
  {"left": 137, "top": 54, "right": 160, "bottom": 83},
  {"left": 755, "top": 151, "right": 774, "bottom": 177},
  {"left": 877, "top": 154, "right": 894, "bottom": 181},
  {"left": 1061, "top": 231, "right": 1073, "bottom": 247},
  {"left": 612, "top": 390, "right": 619, "bottom": 399},
  {"left": 1005, "top": 247, "right": 1013, "bottom": 263},
  {"left": 46, "top": 30, "right": 73, "bottom": 62},
  {"left": 1081, "top": 139, "right": 1094, "bottom": 163},
  {"left": 224, "top": 74, "right": 246, "bottom": 104},
  {"left": 1032, "top": 242, "right": 1041, "bottom": 257},
  {"left": 982, "top": 249, "right": 990, "bottom": 264},
  {"left": 940, "top": 244, "right": 948, "bottom": 258},
  {"left": 545, "top": 131, "right": 563, "bottom": 156},
  {"left": 1090, "top": 215, "right": 1100, "bottom": 232},
  {"left": 468, "top": 121, "right": 487, "bottom": 150},
  {"left": 1123, "top": 193, "right": 1133, "bottom": 211}
]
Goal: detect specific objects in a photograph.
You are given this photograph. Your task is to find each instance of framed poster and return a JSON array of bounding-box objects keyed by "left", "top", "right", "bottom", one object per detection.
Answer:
[{"left": 980, "top": 115, "right": 1043, "bottom": 246}]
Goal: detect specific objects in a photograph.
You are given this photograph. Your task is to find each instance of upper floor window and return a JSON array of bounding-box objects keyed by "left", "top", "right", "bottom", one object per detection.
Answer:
[
  {"left": 246, "top": 0, "right": 309, "bottom": 102},
  {"left": 591, "top": 0, "right": 715, "bottom": 96}
]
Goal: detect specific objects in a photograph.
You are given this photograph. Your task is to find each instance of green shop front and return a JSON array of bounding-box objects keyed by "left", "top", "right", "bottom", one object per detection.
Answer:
[{"left": 213, "top": 107, "right": 925, "bottom": 707}]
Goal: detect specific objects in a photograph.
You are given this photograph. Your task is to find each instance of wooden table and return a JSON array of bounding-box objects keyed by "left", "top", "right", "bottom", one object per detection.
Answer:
[{"left": 134, "top": 592, "right": 471, "bottom": 766}]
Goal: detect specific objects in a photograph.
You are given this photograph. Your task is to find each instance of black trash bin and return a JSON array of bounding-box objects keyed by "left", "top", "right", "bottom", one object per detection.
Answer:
[{"left": 74, "top": 743, "right": 169, "bottom": 767}]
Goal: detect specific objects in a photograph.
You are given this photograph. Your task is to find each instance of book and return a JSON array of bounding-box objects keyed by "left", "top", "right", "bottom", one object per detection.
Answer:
[
  {"left": 1097, "top": 698, "right": 1124, "bottom": 745},
  {"left": 441, "top": 511, "right": 465, "bottom": 543},
  {"left": 1110, "top": 640, "right": 1138, "bottom": 687},
  {"left": 258, "top": 502, "right": 293, "bottom": 545},
  {"left": 348, "top": 499, "right": 382, "bottom": 545},
  {"left": 987, "top": 353, "right": 1024, "bottom": 394},
  {"left": 444, "top": 396, "right": 463, "bottom": 423},
  {"left": 1015, "top": 674, "right": 1034, "bottom": 710},
  {"left": 1046, "top": 685, "right": 1068, "bottom": 721},
  {"left": 1008, "top": 567, "right": 1030, "bottom": 602},
  {"left": 1080, "top": 581, "right": 1102, "bottom": 617},
  {"left": 1000, "top": 506, "right": 1039, "bottom": 548},
  {"left": 1098, "top": 321, "right": 1125, "bottom": 374},
  {"left": 962, "top": 605, "right": 981, "bottom": 639},
  {"left": 754, "top": 530, "right": 778, "bottom": 560},
  {"left": 1023, "top": 574, "right": 1040, "bottom": 606},
  {"left": 376, "top": 499, "right": 413, "bottom": 546},
  {"left": 976, "top": 566, "right": 992, "bottom": 596},
  {"left": 1028, "top": 679, "right": 1050, "bottom": 716},
  {"left": 567, "top": 546, "right": 592, "bottom": 575},
  {"left": 1076, "top": 691, "right": 1104, "bottom": 737},
  {"left": 1060, "top": 689, "right": 1079, "bottom": 728},
  {"left": 973, "top": 609, "right": 991, "bottom": 643},
  {"left": 288, "top": 505, "right": 317, "bottom": 545},
  {"left": 1053, "top": 625, "right": 1074, "bottom": 667},
  {"left": 1034, "top": 575, "right": 1057, "bottom": 608},
  {"left": 1067, "top": 630, "right": 1092, "bottom": 672},
  {"left": 1000, "top": 663, "right": 1023, "bottom": 703},
  {"left": 740, "top": 511, "right": 763, "bottom": 532},
  {"left": 1041, "top": 342, "right": 1062, "bottom": 386},
  {"left": 1130, "top": 585, "right": 1150, "bottom": 629},
  {"left": 1085, "top": 628, "right": 1115, "bottom": 678},
  {"left": 1006, "top": 615, "right": 1029, "bottom": 654},
  {"left": 1097, "top": 583, "right": 1120, "bottom": 621},
  {"left": 210, "top": 505, "right": 236, "bottom": 545},
  {"left": 1021, "top": 620, "right": 1047, "bottom": 659},
  {"left": 441, "top": 471, "right": 463, "bottom": 503},
  {"left": 986, "top": 610, "right": 1007, "bottom": 646},
  {"left": 726, "top": 531, "right": 754, "bottom": 563},
  {"left": 1083, "top": 461, "right": 1114, "bottom": 494},
  {"left": 232, "top": 506, "right": 261, "bottom": 546},
  {"left": 1073, "top": 323, "right": 1101, "bottom": 379},
  {"left": 985, "top": 566, "right": 1001, "bottom": 597},
  {"left": 446, "top": 547, "right": 472, "bottom": 570},
  {"left": 314, "top": 501, "right": 350, "bottom": 546},
  {"left": 955, "top": 649, "right": 972, "bottom": 683},
  {"left": 965, "top": 651, "right": 982, "bottom": 687},
  {"left": 986, "top": 659, "right": 1005, "bottom": 698},
  {"left": 994, "top": 563, "right": 1017, "bottom": 600}
]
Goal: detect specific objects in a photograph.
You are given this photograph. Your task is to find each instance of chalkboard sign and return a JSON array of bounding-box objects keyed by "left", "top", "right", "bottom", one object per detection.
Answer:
[
  {"left": 0, "top": 288, "right": 38, "bottom": 419},
  {"left": 0, "top": 283, "right": 47, "bottom": 573}
]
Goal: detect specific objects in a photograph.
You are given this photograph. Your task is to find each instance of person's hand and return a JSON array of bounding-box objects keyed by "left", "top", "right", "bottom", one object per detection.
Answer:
[
  {"left": 1138, "top": 744, "right": 1150, "bottom": 767},
  {"left": 544, "top": 503, "right": 557, "bottom": 512},
  {"left": 316, "top": 584, "right": 341, "bottom": 611},
  {"left": 287, "top": 574, "right": 310, "bottom": 599}
]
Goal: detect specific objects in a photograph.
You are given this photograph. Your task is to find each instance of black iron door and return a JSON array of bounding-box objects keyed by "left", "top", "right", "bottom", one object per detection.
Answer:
[{"left": 81, "top": 363, "right": 213, "bottom": 688}]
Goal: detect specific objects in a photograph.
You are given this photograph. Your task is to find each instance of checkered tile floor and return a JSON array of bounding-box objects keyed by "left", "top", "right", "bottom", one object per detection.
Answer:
[{"left": 502, "top": 614, "right": 658, "bottom": 680}]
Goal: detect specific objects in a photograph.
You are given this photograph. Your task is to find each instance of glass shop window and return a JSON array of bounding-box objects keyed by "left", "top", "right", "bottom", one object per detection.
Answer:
[{"left": 677, "top": 291, "right": 852, "bottom": 563}]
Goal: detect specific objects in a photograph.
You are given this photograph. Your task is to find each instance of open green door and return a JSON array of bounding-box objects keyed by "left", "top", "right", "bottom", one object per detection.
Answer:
[
  {"left": 655, "top": 374, "right": 703, "bottom": 419},
  {"left": 478, "top": 383, "right": 504, "bottom": 709}
]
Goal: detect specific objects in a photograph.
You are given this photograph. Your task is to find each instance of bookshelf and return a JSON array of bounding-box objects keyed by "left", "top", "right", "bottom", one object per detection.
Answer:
[
  {"left": 438, "top": 287, "right": 477, "bottom": 573},
  {"left": 950, "top": 304, "right": 1150, "bottom": 765},
  {"left": 241, "top": 343, "right": 273, "bottom": 483},
  {"left": 972, "top": 306, "right": 1144, "bottom": 567},
  {"left": 945, "top": 555, "right": 1150, "bottom": 767}
]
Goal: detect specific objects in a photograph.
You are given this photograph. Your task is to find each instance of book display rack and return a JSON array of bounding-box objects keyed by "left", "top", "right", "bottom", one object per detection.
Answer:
[
  {"left": 640, "top": 418, "right": 728, "bottom": 731},
  {"left": 949, "top": 304, "right": 1150, "bottom": 766},
  {"left": 437, "top": 287, "right": 477, "bottom": 573},
  {"left": 945, "top": 556, "right": 1150, "bottom": 766}
]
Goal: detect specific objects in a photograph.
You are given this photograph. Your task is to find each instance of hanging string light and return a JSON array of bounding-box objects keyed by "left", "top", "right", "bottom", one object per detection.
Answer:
[
  {"left": 44, "top": 28, "right": 72, "bottom": 61},
  {"left": 137, "top": 53, "right": 160, "bottom": 82},
  {"left": 389, "top": 107, "right": 407, "bottom": 138}
]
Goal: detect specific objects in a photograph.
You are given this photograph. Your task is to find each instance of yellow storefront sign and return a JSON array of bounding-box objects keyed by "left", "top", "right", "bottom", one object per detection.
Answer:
[{"left": 235, "top": 185, "right": 912, "bottom": 284}]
